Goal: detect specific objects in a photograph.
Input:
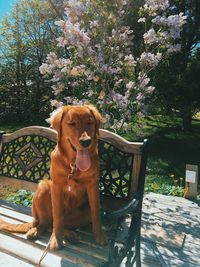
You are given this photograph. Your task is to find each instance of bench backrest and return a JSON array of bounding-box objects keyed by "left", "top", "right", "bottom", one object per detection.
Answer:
[{"left": 0, "top": 127, "right": 148, "bottom": 207}]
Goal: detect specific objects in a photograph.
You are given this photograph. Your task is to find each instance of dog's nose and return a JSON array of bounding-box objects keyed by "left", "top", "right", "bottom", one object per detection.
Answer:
[
  {"left": 79, "top": 132, "right": 92, "bottom": 148},
  {"left": 79, "top": 138, "right": 91, "bottom": 148}
]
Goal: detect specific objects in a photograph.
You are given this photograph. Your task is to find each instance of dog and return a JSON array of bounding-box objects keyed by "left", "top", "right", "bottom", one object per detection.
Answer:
[{"left": 0, "top": 105, "right": 107, "bottom": 250}]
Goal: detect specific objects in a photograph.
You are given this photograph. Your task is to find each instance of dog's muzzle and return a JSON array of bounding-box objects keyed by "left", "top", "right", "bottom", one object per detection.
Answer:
[{"left": 79, "top": 132, "right": 92, "bottom": 148}]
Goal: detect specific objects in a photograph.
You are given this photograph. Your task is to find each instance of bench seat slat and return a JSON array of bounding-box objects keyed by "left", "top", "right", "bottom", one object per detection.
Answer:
[
  {"left": 0, "top": 232, "right": 85, "bottom": 267},
  {"left": 0, "top": 250, "right": 35, "bottom": 267},
  {"left": 0, "top": 206, "right": 32, "bottom": 223},
  {"left": 0, "top": 202, "right": 109, "bottom": 265}
]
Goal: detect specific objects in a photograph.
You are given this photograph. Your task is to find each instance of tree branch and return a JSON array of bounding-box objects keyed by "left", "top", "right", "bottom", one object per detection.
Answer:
[{"left": 47, "top": 0, "right": 63, "bottom": 20}]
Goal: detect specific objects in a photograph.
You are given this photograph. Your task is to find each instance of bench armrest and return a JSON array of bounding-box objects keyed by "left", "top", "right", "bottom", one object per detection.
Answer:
[{"left": 103, "top": 197, "right": 139, "bottom": 224}]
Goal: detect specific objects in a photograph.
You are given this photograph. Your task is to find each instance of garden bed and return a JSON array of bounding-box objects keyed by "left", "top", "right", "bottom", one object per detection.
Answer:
[{"left": 0, "top": 184, "right": 33, "bottom": 207}]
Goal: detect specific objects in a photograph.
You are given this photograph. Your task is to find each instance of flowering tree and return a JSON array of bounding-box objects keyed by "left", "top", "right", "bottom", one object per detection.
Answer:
[{"left": 40, "top": 0, "right": 186, "bottom": 131}]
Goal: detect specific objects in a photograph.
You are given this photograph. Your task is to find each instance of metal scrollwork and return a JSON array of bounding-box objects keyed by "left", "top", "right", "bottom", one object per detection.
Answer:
[
  {"left": 0, "top": 135, "right": 56, "bottom": 183},
  {"left": 99, "top": 140, "right": 133, "bottom": 199}
]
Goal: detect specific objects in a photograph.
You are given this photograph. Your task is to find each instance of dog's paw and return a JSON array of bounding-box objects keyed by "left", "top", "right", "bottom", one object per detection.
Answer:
[
  {"left": 63, "top": 229, "right": 79, "bottom": 244},
  {"left": 95, "top": 229, "right": 108, "bottom": 246},
  {"left": 26, "top": 227, "right": 39, "bottom": 240},
  {"left": 49, "top": 233, "right": 62, "bottom": 250}
]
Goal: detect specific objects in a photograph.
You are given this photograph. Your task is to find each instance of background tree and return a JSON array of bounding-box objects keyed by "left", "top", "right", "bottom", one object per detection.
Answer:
[
  {"left": 0, "top": 0, "right": 59, "bottom": 123},
  {"left": 41, "top": 0, "right": 186, "bottom": 131},
  {"left": 151, "top": 0, "right": 200, "bottom": 131}
]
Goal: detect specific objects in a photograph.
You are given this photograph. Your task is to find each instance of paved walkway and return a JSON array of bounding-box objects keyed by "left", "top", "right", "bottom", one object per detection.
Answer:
[{"left": 139, "top": 192, "right": 200, "bottom": 267}]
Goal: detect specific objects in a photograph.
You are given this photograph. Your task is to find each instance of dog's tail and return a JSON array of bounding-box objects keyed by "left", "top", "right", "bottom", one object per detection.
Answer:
[{"left": 0, "top": 218, "right": 33, "bottom": 233}]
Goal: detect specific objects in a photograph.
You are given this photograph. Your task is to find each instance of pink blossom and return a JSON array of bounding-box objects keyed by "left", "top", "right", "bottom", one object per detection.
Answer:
[
  {"left": 143, "top": 28, "right": 158, "bottom": 44},
  {"left": 64, "top": 0, "right": 88, "bottom": 22},
  {"left": 39, "top": 0, "right": 186, "bottom": 130},
  {"left": 167, "top": 44, "right": 181, "bottom": 53},
  {"left": 50, "top": 100, "right": 63, "bottom": 108},
  {"left": 51, "top": 82, "right": 65, "bottom": 95},
  {"left": 138, "top": 73, "right": 150, "bottom": 89},
  {"left": 146, "top": 86, "right": 155, "bottom": 93},
  {"left": 136, "top": 92, "right": 145, "bottom": 102},
  {"left": 46, "top": 52, "right": 58, "bottom": 63},
  {"left": 39, "top": 63, "right": 54, "bottom": 75}
]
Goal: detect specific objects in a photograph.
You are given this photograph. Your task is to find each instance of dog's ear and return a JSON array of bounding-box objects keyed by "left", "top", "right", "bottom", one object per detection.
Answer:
[
  {"left": 49, "top": 106, "right": 70, "bottom": 142},
  {"left": 49, "top": 107, "right": 64, "bottom": 142},
  {"left": 87, "top": 105, "right": 102, "bottom": 135}
]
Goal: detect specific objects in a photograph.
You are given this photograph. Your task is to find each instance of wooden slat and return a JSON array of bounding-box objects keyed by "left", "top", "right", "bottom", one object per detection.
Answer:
[
  {"left": 99, "top": 129, "right": 143, "bottom": 154},
  {"left": 1, "top": 126, "right": 143, "bottom": 155},
  {"left": 6, "top": 231, "right": 106, "bottom": 266},
  {"left": 0, "top": 232, "right": 86, "bottom": 267},
  {"left": 0, "top": 250, "right": 35, "bottom": 267},
  {"left": 130, "top": 153, "right": 142, "bottom": 195},
  {"left": 1, "top": 126, "right": 57, "bottom": 143},
  {"left": 0, "top": 200, "right": 31, "bottom": 215},
  {"left": 0, "top": 202, "right": 108, "bottom": 266},
  {"left": 0, "top": 206, "right": 32, "bottom": 223}
]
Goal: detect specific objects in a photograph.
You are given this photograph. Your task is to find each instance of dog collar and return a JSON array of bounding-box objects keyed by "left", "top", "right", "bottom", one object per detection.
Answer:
[{"left": 68, "top": 163, "right": 77, "bottom": 179}]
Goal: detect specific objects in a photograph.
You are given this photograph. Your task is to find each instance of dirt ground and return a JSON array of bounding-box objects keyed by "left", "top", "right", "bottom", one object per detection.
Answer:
[{"left": 0, "top": 184, "right": 18, "bottom": 200}]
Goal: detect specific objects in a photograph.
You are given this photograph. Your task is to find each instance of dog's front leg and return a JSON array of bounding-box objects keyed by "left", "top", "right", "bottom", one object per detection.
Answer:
[
  {"left": 87, "top": 182, "right": 107, "bottom": 245},
  {"left": 50, "top": 182, "right": 64, "bottom": 250}
]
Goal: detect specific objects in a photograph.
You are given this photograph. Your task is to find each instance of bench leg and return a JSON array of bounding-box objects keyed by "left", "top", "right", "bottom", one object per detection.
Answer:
[{"left": 135, "top": 231, "right": 141, "bottom": 267}]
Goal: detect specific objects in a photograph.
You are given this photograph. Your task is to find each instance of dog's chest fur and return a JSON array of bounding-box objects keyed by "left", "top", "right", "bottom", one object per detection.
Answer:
[{"left": 63, "top": 179, "right": 88, "bottom": 210}]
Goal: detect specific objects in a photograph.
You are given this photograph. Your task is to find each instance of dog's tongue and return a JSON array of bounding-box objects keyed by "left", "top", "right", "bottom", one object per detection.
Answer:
[{"left": 75, "top": 149, "right": 91, "bottom": 171}]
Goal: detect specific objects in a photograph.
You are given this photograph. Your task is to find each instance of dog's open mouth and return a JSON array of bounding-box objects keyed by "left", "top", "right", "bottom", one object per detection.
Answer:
[{"left": 75, "top": 149, "right": 91, "bottom": 171}]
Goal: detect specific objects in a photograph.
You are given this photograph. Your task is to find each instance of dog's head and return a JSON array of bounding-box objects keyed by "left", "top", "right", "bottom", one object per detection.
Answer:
[{"left": 50, "top": 105, "right": 102, "bottom": 151}]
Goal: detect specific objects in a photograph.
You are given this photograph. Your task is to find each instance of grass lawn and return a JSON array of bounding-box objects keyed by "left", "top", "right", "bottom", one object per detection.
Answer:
[
  {"left": 124, "top": 115, "right": 200, "bottom": 197},
  {"left": 0, "top": 115, "right": 200, "bottom": 199}
]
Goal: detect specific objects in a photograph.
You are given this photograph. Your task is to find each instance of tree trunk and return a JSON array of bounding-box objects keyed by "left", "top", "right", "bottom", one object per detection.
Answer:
[{"left": 181, "top": 105, "right": 192, "bottom": 131}]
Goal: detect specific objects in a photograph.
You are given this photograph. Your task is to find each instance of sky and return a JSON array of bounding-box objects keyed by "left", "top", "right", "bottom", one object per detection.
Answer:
[{"left": 0, "top": 0, "right": 16, "bottom": 21}]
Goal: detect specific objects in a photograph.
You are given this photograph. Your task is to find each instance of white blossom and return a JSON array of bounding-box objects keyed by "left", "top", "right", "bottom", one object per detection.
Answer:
[
  {"left": 139, "top": 52, "right": 162, "bottom": 67},
  {"left": 144, "top": 0, "right": 169, "bottom": 14},
  {"left": 89, "top": 20, "right": 98, "bottom": 28},
  {"left": 138, "top": 17, "right": 146, "bottom": 23},
  {"left": 126, "top": 81, "right": 135, "bottom": 89},
  {"left": 114, "top": 79, "right": 123, "bottom": 87},
  {"left": 124, "top": 54, "right": 137, "bottom": 66}
]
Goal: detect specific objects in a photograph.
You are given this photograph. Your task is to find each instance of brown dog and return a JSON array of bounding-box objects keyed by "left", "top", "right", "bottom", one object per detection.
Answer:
[{"left": 0, "top": 105, "right": 107, "bottom": 250}]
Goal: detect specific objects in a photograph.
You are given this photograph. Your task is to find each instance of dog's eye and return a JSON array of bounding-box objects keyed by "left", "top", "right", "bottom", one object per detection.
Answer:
[
  {"left": 88, "top": 118, "right": 94, "bottom": 125},
  {"left": 68, "top": 121, "right": 76, "bottom": 126}
]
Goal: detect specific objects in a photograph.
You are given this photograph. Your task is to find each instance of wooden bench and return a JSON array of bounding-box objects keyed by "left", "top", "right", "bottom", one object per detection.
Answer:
[{"left": 0, "top": 126, "right": 148, "bottom": 267}]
